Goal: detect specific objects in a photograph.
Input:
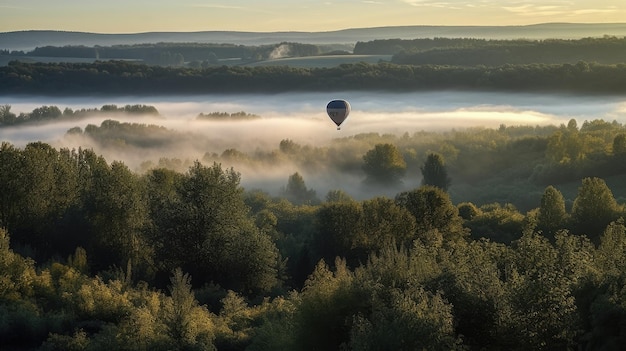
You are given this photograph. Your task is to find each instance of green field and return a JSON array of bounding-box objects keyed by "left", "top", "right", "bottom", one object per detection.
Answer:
[{"left": 245, "top": 54, "right": 393, "bottom": 68}]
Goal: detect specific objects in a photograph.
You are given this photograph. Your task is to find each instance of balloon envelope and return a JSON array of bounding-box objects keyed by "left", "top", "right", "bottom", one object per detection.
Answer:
[{"left": 326, "top": 100, "right": 351, "bottom": 129}]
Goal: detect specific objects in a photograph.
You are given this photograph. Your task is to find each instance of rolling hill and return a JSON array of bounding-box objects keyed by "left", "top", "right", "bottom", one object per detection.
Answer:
[{"left": 2, "top": 23, "right": 626, "bottom": 52}]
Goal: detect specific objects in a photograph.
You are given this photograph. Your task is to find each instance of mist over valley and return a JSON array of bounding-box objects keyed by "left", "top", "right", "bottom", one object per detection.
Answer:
[
  {"left": 2, "top": 91, "right": 625, "bottom": 205},
  {"left": 4, "top": 9, "right": 626, "bottom": 349}
]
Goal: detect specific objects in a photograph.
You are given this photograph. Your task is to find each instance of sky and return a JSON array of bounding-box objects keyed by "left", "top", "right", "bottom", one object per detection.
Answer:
[{"left": 0, "top": 0, "right": 625, "bottom": 33}]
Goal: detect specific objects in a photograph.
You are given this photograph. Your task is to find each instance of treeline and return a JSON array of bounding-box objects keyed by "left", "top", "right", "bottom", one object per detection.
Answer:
[
  {"left": 65, "top": 114, "right": 626, "bottom": 210},
  {"left": 196, "top": 111, "right": 260, "bottom": 121},
  {"left": 2, "top": 59, "right": 626, "bottom": 94},
  {"left": 3, "top": 42, "right": 322, "bottom": 65},
  {"left": 6, "top": 103, "right": 626, "bottom": 210},
  {"left": 3, "top": 138, "right": 626, "bottom": 349},
  {"left": 0, "top": 104, "right": 159, "bottom": 126},
  {"left": 353, "top": 36, "right": 626, "bottom": 66}
]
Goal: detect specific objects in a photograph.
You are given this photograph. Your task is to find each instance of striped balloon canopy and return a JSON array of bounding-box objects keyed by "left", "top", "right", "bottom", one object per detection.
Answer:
[{"left": 326, "top": 100, "right": 351, "bottom": 130}]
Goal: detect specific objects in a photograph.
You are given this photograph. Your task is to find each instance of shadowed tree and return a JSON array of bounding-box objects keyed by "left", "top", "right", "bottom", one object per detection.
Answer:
[
  {"left": 283, "top": 172, "right": 319, "bottom": 205},
  {"left": 315, "top": 201, "right": 364, "bottom": 265},
  {"left": 537, "top": 185, "right": 568, "bottom": 239},
  {"left": 613, "top": 133, "right": 626, "bottom": 154},
  {"left": 421, "top": 153, "right": 451, "bottom": 191},
  {"left": 362, "top": 143, "right": 407, "bottom": 185},
  {"left": 148, "top": 162, "right": 280, "bottom": 293},
  {"left": 570, "top": 177, "right": 623, "bottom": 243},
  {"left": 360, "top": 197, "right": 417, "bottom": 251},
  {"left": 395, "top": 186, "right": 467, "bottom": 245},
  {"left": 325, "top": 189, "right": 354, "bottom": 203}
]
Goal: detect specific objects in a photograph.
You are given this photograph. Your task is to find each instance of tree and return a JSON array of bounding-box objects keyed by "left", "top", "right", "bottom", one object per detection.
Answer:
[
  {"left": 0, "top": 142, "right": 22, "bottom": 230},
  {"left": 420, "top": 153, "right": 451, "bottom": 191},
  {"left": 283, "top": 172, "right": 319, "bottom": 205},
  {"left": 164, "top": 268, "right": 217, "bottom": 349},
  {"left": 503, "top": 231, "right": 581, "bottom": 350},
  {"left": 537, "top": 185, "right": 568, "bottom": 239},
  {"left": 457, "top": 202, "right": 480, "bottom": 221},
  {"left": 466, "top": 203, "right": 525, "bottom": 244},
  {"left": 293, "top": 259, "right": 361, "bottom": 351},
  {"left": 612, "top": 133, "right": 626, "bottom": 154},
  {"left": 570, "top": 177, "right": 622, "bottom": 243},
  {"left": 314, "top": 202, "right": 363, "bottom": 265},
  {"left": 360, "top": 197, "right": 417, "bottom": 251},
  {"left": 0, "top": 104, "right": 16, "bottom": 125},
  {"left": 83, "top": 159, "right": 151, "bottom": 275},
  {"left": 325, "top": 189, "right": 353, "bottom": 203},
  {"left": 362, "top": 143, "right": 406, "bottom": 185},
  {"left": 148, "top": 162, "right": 280, "bottom": 293},
  {"left": 395, "top": 186, "right": 467, "bottom": 245},
  {"left": 596, "top": 219, "right": 626, "bottom": 276}
]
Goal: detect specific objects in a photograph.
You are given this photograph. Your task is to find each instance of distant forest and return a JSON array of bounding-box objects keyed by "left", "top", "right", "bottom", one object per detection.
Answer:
[
  {"left": 2, "top": 36, "right": 626, "bottom": 94},
  {"left": 1, "top": 59, "right": 626, "bottom": 95},
  {"left": 357, "top": 36, "right": 626, "bottom": 66}
]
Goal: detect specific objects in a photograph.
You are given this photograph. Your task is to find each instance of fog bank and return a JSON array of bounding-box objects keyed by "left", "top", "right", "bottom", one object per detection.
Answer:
[{"left": 1, "top": 91, "right": 625, "bottom": 199}]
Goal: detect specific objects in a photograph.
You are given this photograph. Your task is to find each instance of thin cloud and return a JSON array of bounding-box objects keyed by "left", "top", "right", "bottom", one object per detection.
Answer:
[
  {"left": 399, "top": 0, "right": 471, "bottom": 10},
  {"left": 571, "top": 8, "right": 619, "bottom": 15},
  {"left": 503, "top": 4, "right": 566, "bottom": 16},
  {"left": 189, "top": 3, "right": 275, "bottom": 14}
]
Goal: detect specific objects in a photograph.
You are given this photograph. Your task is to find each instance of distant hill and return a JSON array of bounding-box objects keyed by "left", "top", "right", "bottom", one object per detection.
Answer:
[{"left": 2, "top": 23, "right": 626, "bottom": 51}]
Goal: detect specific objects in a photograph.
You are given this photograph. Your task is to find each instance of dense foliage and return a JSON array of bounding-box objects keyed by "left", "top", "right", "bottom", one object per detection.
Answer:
[
  {"left": 3, "top": 42, "right": 322, "bottom": 65},
  {"left": 353, "top": 36, "right": 626, "bottom": 66},
  {"left": 2, "top": 111, "right": 626, "bottom": 349},
  {"left": 4, "top": 31, "right": 626, "bottom": 350},
  {"left": 2, "top": 59, "right": 626, "bottom": 95}
]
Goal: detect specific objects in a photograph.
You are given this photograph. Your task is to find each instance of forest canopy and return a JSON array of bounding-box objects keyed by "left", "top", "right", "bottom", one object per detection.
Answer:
[
  {"left": 3, "top": 33, "right": 626, "bottom": 350},
  {"left": 2, "top": 108, "right": 626, "bottom": 349},
  {"left": 2, "top": 59, "right": 626, "bottom": 95}
]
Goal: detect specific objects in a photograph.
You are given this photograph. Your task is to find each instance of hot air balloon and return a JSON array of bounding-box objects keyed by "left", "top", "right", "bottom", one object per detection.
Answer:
[{"left": 326, "top": 100, "right": 351, "bottom": 130}]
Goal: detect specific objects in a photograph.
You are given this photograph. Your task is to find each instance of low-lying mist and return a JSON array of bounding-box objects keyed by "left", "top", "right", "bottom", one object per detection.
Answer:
[{"left": 2, "top": 91, "right": 625, "bottom": 200}]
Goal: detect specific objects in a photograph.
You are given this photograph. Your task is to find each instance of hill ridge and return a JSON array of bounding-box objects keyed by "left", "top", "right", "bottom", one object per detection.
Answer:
[{"left": 2, "top": 23, "right": 626, "bottom": 51}]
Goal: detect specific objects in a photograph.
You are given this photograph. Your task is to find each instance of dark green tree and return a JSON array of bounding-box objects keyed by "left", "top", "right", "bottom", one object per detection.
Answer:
[
  {"left": 148, "top": 162, "right": 280, "bottom": 293},
  {"left": 0, "top": 104, "right": 16, "bottom": 125},
  {"left": 362, "top": 143, "right": 406, "bottom": 185},
  {"left": 570, "top": 177, "right": 622, "bottom": 243},
  {"left": 537, "top": 185, "right": 568, "bottom": 239},
  {"left": 420, "top": 153, "right": 451, "bottom": 191},
  {"left": 325, "top": 189, "right": 353, "bottom": 203},
  {"left": 613, "top": 133, "right": 626, "bottom": 154},
  {"left": 314, "top": 201, "right": 363, "bottom": 265},
  {"left": 395, "top": 186, "right": 467, "bottom": 245},
  {"left": 503, "top": 231, "right": 582, "bottom": 350},
  {"left": 360, "top": 197, "right": 417, "bottom": 251},
  {"left": 283, "top": 172, "right": 319, "bottom": 205},
  {"left": 0, "top": 142, "right": 22, "bottom": 230},
  {"left": 457, "top": 202, "right": 480, "bottom": 221},
  {"left": 82, "top": 159, "right": 152, "bottom": 275}
]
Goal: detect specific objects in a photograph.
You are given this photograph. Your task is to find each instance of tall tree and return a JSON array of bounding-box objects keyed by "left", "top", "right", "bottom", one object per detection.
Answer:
[
  {"left": 420, "top": 153, "right": 451, "bottom": 191},
  {"left": 283, "top": 172, "right": 319, "bottom": 205},
  {"left": 570, "top": 177, "right": 622, "bottom": 243},
  {"left": 395, "top": 186, "right": 467, "bottom": 245},
  {"left": 612, "top": 133, "right": 626, "bottom": 154},
  {"left": 148, "top": 162, "right": 280, "bottom": 293},
  {"left": 314, "top": 201, "right": 363, "bottom": 265},
  {"left": 83, "top": 159, "right": 151, "bottom": 275},
  {"left": 360, "top": 197, "right": 417, "bottom": 251},
  {"left": 362, "top": 143, "right": 407, "bottom": 185},
  {"left": 537, "top": 185, "right": 568, "bottom": 239}
]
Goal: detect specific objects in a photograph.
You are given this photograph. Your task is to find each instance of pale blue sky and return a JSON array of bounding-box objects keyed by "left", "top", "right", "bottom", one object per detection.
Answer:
[{"left": 1, "top": 0, "right": 624, "bottom": 33}]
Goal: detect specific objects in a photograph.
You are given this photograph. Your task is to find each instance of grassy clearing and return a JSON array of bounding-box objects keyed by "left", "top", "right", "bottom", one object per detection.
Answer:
[{"left": 245, "top": 54, "right": 393, "bottom": 68}]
